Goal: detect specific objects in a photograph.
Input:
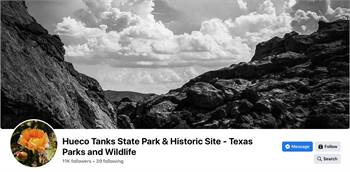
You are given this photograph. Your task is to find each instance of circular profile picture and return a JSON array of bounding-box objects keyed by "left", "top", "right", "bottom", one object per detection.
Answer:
[{"left": 10, "top": 119, "right": 57, "bottom": 167}]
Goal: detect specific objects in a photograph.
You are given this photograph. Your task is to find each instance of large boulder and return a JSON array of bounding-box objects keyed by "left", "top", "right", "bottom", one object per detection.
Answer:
[
  {"left": 187, "top": 82, "right": 225, "bottom": 109},
  {"left": 117, "top": 115, "right": 135, "bottom": 129},
  {"left": 141, "top": 101, "right": 178, "bottom": 128},
  {"left": 117, "top": 101, "right": 137, "bottom": 116}
]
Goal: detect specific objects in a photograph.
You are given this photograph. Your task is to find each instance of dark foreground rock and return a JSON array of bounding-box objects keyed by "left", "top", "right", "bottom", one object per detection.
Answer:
[
  {"left": 1, "top": 1, "right": 117, "bottom": 128},
  {"left": 127, "top": 20, "right": 349, "bottom": 129}
]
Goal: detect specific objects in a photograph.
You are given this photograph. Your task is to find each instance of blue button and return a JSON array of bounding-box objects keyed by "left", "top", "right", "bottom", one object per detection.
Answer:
[{"left": 282, "top": 141, "right": 313, "bottom": 152}]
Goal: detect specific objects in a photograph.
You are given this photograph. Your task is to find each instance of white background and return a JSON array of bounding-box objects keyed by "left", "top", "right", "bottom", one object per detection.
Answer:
[{"left": 0, "top": 129, "right": 349, "bottom": 172}]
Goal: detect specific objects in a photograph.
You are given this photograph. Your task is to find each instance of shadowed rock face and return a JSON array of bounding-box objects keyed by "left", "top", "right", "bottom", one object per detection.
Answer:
[
  {"left": 125, "top": 20, "right": 349, "bottom": 129},
  {"left": 1, "top": 1, "right": 116, "bottom": 128}
]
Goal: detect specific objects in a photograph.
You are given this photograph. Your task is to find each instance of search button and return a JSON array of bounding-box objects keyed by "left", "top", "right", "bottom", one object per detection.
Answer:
[{"left": 314, "top": 154, "right": 341, "bottom": 164}]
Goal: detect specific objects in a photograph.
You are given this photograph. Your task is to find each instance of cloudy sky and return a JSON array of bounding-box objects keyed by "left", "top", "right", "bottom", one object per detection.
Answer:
[{"left": 27, "top": 0, "right": 350, "bottom": 94}]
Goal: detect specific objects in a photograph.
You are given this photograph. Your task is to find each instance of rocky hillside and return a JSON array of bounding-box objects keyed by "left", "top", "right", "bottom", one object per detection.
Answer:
[
  {"left": 1, "top": 1, "right": 117, "bottom": 128},
  {"left": 118, "top": 20, "right": 349, "bottom": 129}
]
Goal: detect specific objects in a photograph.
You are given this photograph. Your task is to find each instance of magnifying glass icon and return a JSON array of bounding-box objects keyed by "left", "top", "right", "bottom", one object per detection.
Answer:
[{"left": 317, "top": 156, "right": 322, "bottom": 161}]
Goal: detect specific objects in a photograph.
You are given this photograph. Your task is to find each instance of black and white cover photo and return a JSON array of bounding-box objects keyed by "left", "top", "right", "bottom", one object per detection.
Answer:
[{"left": 1, "top": 0, "right": 349, "bottom": 129}]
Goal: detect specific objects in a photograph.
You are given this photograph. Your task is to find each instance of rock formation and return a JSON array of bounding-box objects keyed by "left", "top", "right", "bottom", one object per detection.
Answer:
[
  {"left": 1, "top": 1, "right": 117, "bottom": 128},
  {"left": 125, "top": 20, "right": 349, "bottom": 129}
]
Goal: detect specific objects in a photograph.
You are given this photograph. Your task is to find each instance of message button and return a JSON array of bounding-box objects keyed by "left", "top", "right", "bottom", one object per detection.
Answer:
[{"left": 282, "top": 141, "right": 313, "bottom": 152}]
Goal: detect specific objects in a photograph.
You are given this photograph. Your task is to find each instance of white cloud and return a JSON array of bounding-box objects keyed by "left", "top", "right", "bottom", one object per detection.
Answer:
[
  {"left": 237, "top": 0, "right": 248, "bottom": 10},
  {"left": 55, "top": 0, "right": 295, "bottom": 93},
  {"left": 226, "top": 0, "right": 292, "bottom": 52},
  {"left": 55, "top": 0, "right": 349, "bottom": 93},
  {"left": 288, "top": 0, "right": 296, "bottom": 8},
  {"left": 291, "top": 0, "right": 350, "bottom": 34},
  {"left": 290, "top": 10, "right": 323, "bottom": 34},
  {"left": 56, "top": 0, "right": 293, "bottom": 68},
  {"left": 56, "top": 16, "right": 106, "bottom": 38},
  {"left": 258, "top": 0, "right": 275, "bottom": 14}
]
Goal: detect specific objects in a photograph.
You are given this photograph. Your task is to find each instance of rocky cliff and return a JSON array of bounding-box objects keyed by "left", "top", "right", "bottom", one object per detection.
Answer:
[
  {"left": 1, "top": 1, "right": 117, "bottom": 128},
  {"left": 118, "top": 20, "right": 349, "bottom": 129}
]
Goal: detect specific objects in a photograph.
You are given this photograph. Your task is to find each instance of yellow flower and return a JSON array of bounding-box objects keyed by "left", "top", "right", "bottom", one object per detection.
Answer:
[{"left": 18, "top": 128, "right": 49, "bottom": 153}]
